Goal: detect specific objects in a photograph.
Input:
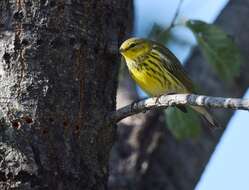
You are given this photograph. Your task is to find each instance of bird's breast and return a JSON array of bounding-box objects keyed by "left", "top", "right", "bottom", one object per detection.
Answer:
[{"left": 127, "top": 60, "right": 169, "bottom": 96}]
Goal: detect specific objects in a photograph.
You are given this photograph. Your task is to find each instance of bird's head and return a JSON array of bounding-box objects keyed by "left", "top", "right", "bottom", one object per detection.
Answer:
[{"left": 119, "top": 38, "right": 152, "bottom": 60}]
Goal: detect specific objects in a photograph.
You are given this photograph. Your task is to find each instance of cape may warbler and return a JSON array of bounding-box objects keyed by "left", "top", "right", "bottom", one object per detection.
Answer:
[{"left": 120, "top": 37, "right": 218, "bottom": 128}]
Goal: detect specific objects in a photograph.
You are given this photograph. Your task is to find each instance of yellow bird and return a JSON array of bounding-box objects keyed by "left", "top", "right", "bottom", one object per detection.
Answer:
[{"left": 120, "top": 37, "right": 218, "bottom": 128}]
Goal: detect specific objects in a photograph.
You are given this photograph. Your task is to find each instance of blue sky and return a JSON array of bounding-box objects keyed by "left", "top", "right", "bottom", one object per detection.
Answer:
[
  {"left": 196, "top": 90, "right": 249, "bottom": 190},
  {"left": 134, "top": 0, "right": 249, "bottom": 189}
]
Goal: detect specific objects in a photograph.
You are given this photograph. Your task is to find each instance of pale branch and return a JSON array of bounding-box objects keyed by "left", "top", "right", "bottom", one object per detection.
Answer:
[{"left": 111, "top": 94, "right": 249, "bottom": 123}]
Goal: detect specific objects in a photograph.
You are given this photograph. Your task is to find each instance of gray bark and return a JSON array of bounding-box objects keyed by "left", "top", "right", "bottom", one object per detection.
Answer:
[
  {"left": 0, "top": 0, "right": 132, "bottom": 189},
  {"left": 109, "top": 0, "right": 249, "bottom": 190}
]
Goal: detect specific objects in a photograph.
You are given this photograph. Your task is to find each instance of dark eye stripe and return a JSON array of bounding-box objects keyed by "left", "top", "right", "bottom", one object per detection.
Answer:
[
  {"left": 129, "top": 43, "right": 136, "bottom": 48},
  {"left": 124, "top": 41, "right": 143, "bottom": 51}
]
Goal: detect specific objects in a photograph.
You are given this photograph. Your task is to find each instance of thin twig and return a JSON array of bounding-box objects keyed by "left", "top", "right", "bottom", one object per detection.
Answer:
[
  {"left": 169, "top": 0, "right": 184, "bottom": 29},
  {"left": 110, "top": 93, "right": 249, "bottom": 123},
  {"left": 156, "top": 0, "right": 184, "bottom": 41}
]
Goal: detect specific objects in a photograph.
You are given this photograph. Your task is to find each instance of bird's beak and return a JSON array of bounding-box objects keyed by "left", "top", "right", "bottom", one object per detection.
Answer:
[{"left": 119, "top": 48, "right": 125, "bottom": 54}]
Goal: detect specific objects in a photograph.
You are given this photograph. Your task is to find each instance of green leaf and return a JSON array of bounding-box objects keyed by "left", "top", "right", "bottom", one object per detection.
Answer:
[
  {"left": 164, "top": 106, "right": 201, "bottom": 140},
  {"left": 148, "top": 23, "right": 171, "bottom": 44},
  {"left": 186, "top": 20, "right": 242, "bottom": 82}
]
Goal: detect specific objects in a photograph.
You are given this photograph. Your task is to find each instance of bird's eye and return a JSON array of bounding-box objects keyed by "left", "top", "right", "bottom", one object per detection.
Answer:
[{"left": 129, "top": 43, "right": 136, "bottom": 48}]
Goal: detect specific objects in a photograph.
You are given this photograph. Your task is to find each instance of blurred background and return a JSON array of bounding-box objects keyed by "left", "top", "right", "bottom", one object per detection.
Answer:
[
  {"left": 109, "top": 0, "right": 249, "bottom": 190},
  {"left": 135, "top": 1, "right": 249, "bottom": 189}
]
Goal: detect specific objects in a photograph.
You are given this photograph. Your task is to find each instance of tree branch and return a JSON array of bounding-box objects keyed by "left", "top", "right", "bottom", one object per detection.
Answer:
[
  {"left": 169, "top": 0, "right": 184, "bottom": 29},
  {"left": 111, "top": 94, "right": 249, "bottom": 123}
]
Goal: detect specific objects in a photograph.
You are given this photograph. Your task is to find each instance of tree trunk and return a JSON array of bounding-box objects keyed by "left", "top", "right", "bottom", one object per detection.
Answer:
[
  {"left": 0, "top": 0, "right": 132, "bottom": 189},
  {"left": 110, "top": 0, "right": 249, "bottom": 190}
]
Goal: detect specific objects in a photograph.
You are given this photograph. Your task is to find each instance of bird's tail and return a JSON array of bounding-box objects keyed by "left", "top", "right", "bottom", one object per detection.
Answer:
[{"left": 191, "top": 106, "right": 220, "bottom": 128}]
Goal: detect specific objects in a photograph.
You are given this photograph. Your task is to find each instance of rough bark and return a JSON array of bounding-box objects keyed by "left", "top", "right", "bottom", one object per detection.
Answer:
[
  {"left": 0, "top": 0, "right": 132, "bottom": 189},
  {"left": 110, "top": 0, "right": 249, "bottom": 190}
]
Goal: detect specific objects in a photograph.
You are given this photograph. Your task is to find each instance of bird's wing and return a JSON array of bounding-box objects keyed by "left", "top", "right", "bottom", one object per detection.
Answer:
[{"left": 151, "top": 42, "right": 195, "bottom": 92}]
